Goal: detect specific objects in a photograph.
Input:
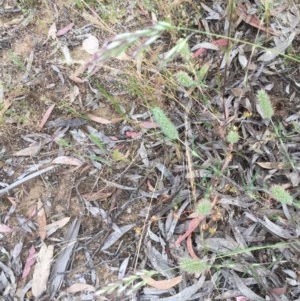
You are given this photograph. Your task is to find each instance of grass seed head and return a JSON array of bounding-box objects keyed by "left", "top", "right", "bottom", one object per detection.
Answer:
[
  {"left": 270, "top": 185, "right": 293, "bottom": 205},
  {"left": 195, "top": 199, "right": 212, "bottom": 216},
  {"left": 175, "top": 71, "right": 195, "bottom": 88},
  {"left": 180, "top": 257, "right": 209, "bottom": 273},
  {"left": 152, "top": 106, "right": 179, "bottom": 140},
  {"left": 226, "top": 130, "right": 239, "bottom": 144},
  {"left": 256, "top": 90, "right": 274, "bottom": 119}
]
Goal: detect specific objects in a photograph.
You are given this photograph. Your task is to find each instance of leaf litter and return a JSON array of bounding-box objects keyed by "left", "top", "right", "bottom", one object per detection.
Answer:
[{"left": 0, "top": 0, "right": 300, "bottom": 300}]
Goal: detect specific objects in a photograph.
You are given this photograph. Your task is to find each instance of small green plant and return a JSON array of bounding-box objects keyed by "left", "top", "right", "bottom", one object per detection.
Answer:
[
  {"left": 8, "top": 51, "right": 26, "bottom": 71},
  {"left": 111, "top": 149, "right": 128, "bottom": 162},
  {"left": 226, "top": 130, "right": 239, "bottom": 144},
  {"left": 260, "top": 0, "right": 273, "bottom": 25},
  {"left": 270, "top": 185, "right": 293, "bottom": 205},
  {"left": 56, "top": 138, "right": 72, "bottom": 148},
  {"left": 196, "top": 63, "right": 210, "bottom": 82},
  {"left": 255, "top": 91, "right": 295, "bottom": 170},
  {"left": 256, "top": 90, "right": 274, "bottom": 119},
  {"left": 152, "top": 106, "right": 179, "bottom": 140},
  {"left": 195, "top": 199, "right": 212, "bottom": 216},
  {"left": 88, "top": 133, "right": 105, "bottom": 151},
  {"left": 175, "top": 71, "right": 194, "bottom": 88}
]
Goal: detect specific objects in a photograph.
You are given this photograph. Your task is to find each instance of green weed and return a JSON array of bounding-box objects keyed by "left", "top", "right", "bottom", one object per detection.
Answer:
[
  {"left": 226, "top": 130, "right": 239, "bottom": 144},
  {"left": 270, "top": 185, "right": 293, "bottom": 205}
]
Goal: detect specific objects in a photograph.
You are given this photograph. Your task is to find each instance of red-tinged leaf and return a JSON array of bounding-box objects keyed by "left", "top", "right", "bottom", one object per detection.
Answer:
[
  {"left": 187, "top": 234, "right": 200, "bottom": 259},
  {"left": 142, "top": 275, "right": 182, "bottom": 290},
  {"left": 109, "top": 136, "right": 119, "bottom": 141},
  {"left": 139, "top": 121, "right": 159, "bottom": 129},
  {"left": 56, "top": 23, "right": 74, "bottom": 36},
  {"left": 37, "top": 200, "right": 47, "bottom": 241},
  {"left": 22, "top": 246, "right": 36, "bottom": 279},
  {"left": 236, "top": 297, "right": 250, "bottom": 301},
  {"left": 52, "top": 156, "right": 83, "bottom": 166},
  {"left": 192, "top": 48, "right": 206, "bottom": 57},
  {"left": 39, "top": 104, "right": 55, "bottom": 128},
  {"left": 0, "top": 223, "right": 13, "bottom": 233},
  {"left": 125, "top": 131, "right": 141, "bottom": 138},
  {"left": 271, "top": 287, "right": 287, "bottom": 295},
  {"left": 175, "top": 216, "right": 205, "bottom": 245},
  {"left": 236, "top": 4, "right": 279, "bottom": 36},
  {"left": 213, "top": 38, "right": 229, "bottom": 47},
  {"left": 193, "top": 38, "right": 228, "bottom": 58},
  {"left": 87, "top": 113, "right": 112, "bottom": 124},
  {"left": 69, "top": 74, "right": 86, "bottom": 83}
]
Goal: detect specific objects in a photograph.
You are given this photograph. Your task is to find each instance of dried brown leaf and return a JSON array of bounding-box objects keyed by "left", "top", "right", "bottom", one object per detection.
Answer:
[
  {"left": 158, "top": 275, "right": 205, "bottom": 301},
  {"left": 52, "top": 156, "right": 83, "bottom": 166},
  {"left": 47, "top": 22, "right": 57, "bottom": 40},
  {"left": 45, "top": 217, "right": 71, "bottom": 237},
  {"left": 56, "top": 23, "right": 74, "bottom": 36},
  {"left": 256, "top": 162, "right": 290, "bottom": 170},
  {"left": 139, "top": 121, "right": 159, "bottom": 129},
  {"left": 32, "top": 243, "right": 54, "bottom": 298},
  {"left": 187, "top": 234, "right": 200, "bottom": 259},
  {"left": 37, "top": 200, "right": 47, "bottom": 241},
  {"left": 66, "top": 283, "right": 96, "bottom": 293},
  {"left": 142, "top": 275, "right": 182, "bottom": 290},
  {"left": 270, "top": 287, "right": 287, "bottom": 295},
  {"left": 13, "top": 143, "right": 41, "bottom": 157},
  {"left": 87, "top": 113, "right": 112, "bottom": 124},
  {"left": 82, "top": 191, "right": 113, "bottom": 202},
  {"left": 39, "top": 104, "right": 55, "bottom": 129},
  {"left": 0, "top": 223, "right": 13, "bottom": 233}
]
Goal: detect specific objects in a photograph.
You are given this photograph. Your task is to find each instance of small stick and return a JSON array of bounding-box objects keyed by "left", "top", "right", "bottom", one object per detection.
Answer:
[{"left": 0, "top": 165, "right": 56, "bottom": 198}]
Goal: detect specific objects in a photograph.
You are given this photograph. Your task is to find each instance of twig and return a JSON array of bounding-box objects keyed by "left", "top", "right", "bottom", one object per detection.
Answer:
[{"left": 0, "top": 165, "right": 57, "bottom": 198}]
